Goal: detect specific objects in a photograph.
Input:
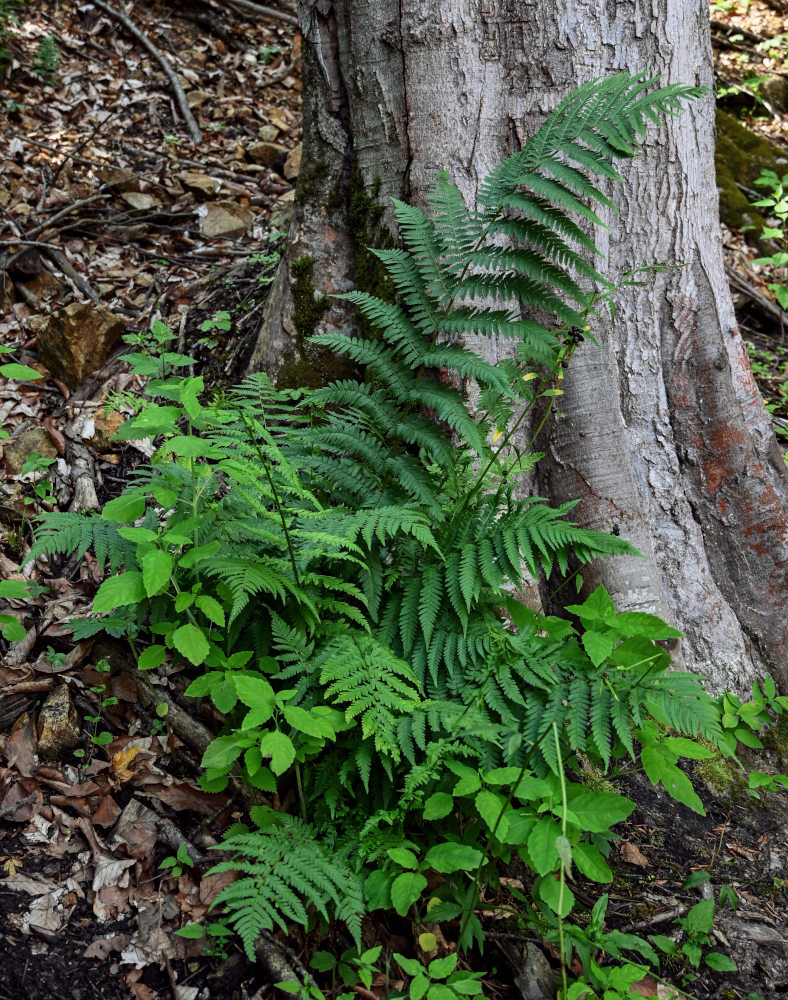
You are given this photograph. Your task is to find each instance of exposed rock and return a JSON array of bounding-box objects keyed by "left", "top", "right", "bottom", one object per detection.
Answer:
[
  {"left": 197, "top": 201, "right": 252, "bottom": 239},
  {"left": 269, "top": 189, "right": 295, "bottom": 232},
  {"left": 121, "top": 192, "right": 160, "bottom": 211},
  {"left": 176, "top": 171, "right": 222, "bottom": 199},
  {"left": 95, "top": 166, "right": 138, "bottom": 192},
  {"left": 246, "top": 141, "right": 288, "bottom": 169},
  {"left": 257, "top": 124, "right": 279, "bottom": 142},
  {"left": 1, "top": 427, "right": 58, "bottom": 476},
  {"left": 89, "top": 408, "right": 126, "bottom": 453},
  {"left": 715, "top": 109, "right": 785, "bottom": 239},
  {"left": 760, "top": 75, "right": 788, "bottom": 114},
  {"left": 37, "top": 684, "right": 80, "bottom": 758},
  {"left": 284, "top": 143, "right": 302, "bottom": 181},
  {"left": 186, "top": 89, "right": 211, "bottom": 108},
  {"left": 37, "top": 302, "right": 125, "bottom": 389}
]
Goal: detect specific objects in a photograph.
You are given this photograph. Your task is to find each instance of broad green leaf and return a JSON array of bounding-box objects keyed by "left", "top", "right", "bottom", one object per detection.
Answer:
[
  {"left": 142, "top": 548, "right": 173, "bottom": 596},
  {"left": 418, "top": 932, "right": 437, "bottom": 953},
  {"left": 527, "top": 817, "right": 561, "bottom": 876},
  {"left": 565, "top": 585, "right": 616, "bottom": 624},
  {"left": 174, "top": 924, "right": 205, "bottom": 939},
  {"left": 423, "top": 792, "right": 454, "bottom": 820},
  {"left": 428, "top": 954, "right": 458, "bottom": 979},
  {"left": 475, "top": 789, "right": 508, "bottom": 840},
  {"left": 310, "top": 952, "right": 336, "bottom": 972},
  {"left": 102, "top": 493, "right": 146, "bottom": 523},
  {"left": 424, "top": 842, "right": 484, "bottom": 873},
  {"left": 536, "top": 874, "right": 575, "bottom": 917},
  {"left": 0, "top": 615, "right": 26, "bottom": 642},
  {"left": 572, "top": 841, "right": 613, "bottom": 882},
  {"left": 664, "top": 736, "right": 715, "bottom": 760},
  {"left": 410, "top": 975, "right": 429, "bottom": 1000},
  {"left": 93, "top": 571, "right": 146, "bottom": 613},
  {"left": 390, "top": 871, "right": 427, "bottom": 916},
  {"left": 705, "top": 952, "right": 737, "bottom": 972},
  {"left": 201, "top": 735, "right": 244, "bottom": 770},
  {"left": 282, "top": 704, "right": 334, "bottom": 738},
  {"left": 684, "top": 896, "right": 714, "bottom": 935},
  {"left": 233, "top": 675, "right": 275, "bottom": 716},
  {"left": 179, "top": 540, "right": 221, "bottom": 569},
  {"left": 0, "top": 580, "right": 30, "bottom": 599},
  {"left": 0, "top": 363, "right": 43, "bottom": 380},
  {"left": 612, "top": 612, "right": 683, "bottom": 639},
  {"left": 568, "top": 790, "right": 635, "bottom": 832},
  {"left": 137, "top": 644, "right": 166, "bottom": 671},
  {"left": 185, "top": 671, "right": 224, "bottom": 698},
  {"left": 172, "top": 623, "right": 210, "bottom": 666},
  {"left": 195, "top": 594, "right": 225, "bottom": 626},
  {"left": 259, "top": 730, "right": 295, "bottom": 775},
  {"left": 387, "top": 847, "right": 419, "bottom": 869},
  {"left": 581, "top": 629, "right": 617, "bottom": 666},
  {"left": 365, "top": 870, "right": 393, "bottom": 911}
]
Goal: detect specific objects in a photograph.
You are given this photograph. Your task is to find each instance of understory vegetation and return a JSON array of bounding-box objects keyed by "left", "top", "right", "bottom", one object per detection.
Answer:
[{"left": 15, "top": 73, "right": 788, "bottom": 999}]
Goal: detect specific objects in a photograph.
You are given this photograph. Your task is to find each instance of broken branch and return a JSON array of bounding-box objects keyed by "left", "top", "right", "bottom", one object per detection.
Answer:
[{"left": 87, "top": 0, "right": 203, "bottom": 145}]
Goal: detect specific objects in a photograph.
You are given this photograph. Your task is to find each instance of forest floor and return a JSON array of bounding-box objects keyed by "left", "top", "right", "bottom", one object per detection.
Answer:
[{"left": 0, "top": 1, "right": 787, "bottom": 999}]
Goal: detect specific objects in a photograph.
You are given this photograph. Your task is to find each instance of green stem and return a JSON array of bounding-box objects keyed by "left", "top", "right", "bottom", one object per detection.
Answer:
[{"left": 553, "top": 722, "right": 569, "bottom": 1000}]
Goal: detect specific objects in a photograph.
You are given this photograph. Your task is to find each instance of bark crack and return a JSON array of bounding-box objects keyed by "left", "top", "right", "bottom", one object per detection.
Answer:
[{"left": 397, "top": 0, "right": 413, "bottom": 201}]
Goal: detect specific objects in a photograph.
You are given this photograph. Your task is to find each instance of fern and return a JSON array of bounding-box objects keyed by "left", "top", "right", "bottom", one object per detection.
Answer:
[
  {"left": 319, "top": 632, "right": 422, "bottom": 761},
  {"left": 210, "top": 813, "right": 363, "bottom": 959},
  {"left": 27, "top": 511, "right": 136, "bottom": 574}
]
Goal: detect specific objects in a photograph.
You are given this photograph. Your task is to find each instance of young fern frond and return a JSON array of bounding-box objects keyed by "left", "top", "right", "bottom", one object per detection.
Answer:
[{"left": 210, "top": 814, "right": 363, "bottom": 959}]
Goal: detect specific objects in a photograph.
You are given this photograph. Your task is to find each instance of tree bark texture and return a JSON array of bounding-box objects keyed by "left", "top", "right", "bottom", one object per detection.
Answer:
[{"left": 249, "top": 0, "right": 788, "bottom": 691}]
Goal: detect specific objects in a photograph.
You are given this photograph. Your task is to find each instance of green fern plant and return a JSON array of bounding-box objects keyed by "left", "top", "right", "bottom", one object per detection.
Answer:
[{"left": 21, "top": 74, "right": 739, "bottom": 990}]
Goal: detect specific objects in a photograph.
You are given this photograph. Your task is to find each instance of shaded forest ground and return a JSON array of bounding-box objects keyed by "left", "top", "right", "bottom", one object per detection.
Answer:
[{"left": 0, "top": 2, "right": 786, "bottom": 999}]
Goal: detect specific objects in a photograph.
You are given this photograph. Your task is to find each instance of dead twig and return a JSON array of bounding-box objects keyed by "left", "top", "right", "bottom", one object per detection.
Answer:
[
  {"left": 223, "top": 0, "right": 299, "bottom": 28},
  {"left": 27, "top": 194, "right": 110, "bottom": 239},
  {"left": 0, "top": 239, "right": 98, "bottom": 302},
  {"left": 0, "top": 794, "right": 36, "bottom": 820},
  {"left": 726, "top": 262, "right": 786, "bottom": 327},
  {"left": 629, "top": 904, "right": 686, "bottom": 931},
  {"left": 87, "top": 0, "right": 202, "bottom": 145}
]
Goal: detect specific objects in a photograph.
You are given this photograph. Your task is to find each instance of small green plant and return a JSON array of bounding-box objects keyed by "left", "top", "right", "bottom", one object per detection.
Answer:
[
  {"left": 74, "top": 658, "right": 116, "bottom": 766},
  {"left": 33, "top": 34, "right": 60, "bottom": 84},
  {"left": 159, "top": 842, "right": 194, "bottom": 880},
  {"left": 748, "top": 169, "right": 788, "bottom": 310},
  {"left": 21, "top": 450, "right": 56, "bottom": 506},
  {"left": 198, "top": 309, "right": 232, "bottom": 348},
  {"left": 651, "top": 896, "right": 737, "bottom": 983},
  {"left": 0, "top": 0, "right": 22, "bottom": 68}
]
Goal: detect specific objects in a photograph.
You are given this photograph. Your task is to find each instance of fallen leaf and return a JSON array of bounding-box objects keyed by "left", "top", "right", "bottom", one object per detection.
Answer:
[
  {"left": 620, "top": 841, "right": 651, "bottom": 868},
  {"left": 112, "top": 745, "right": 144, "bottom": 782}
]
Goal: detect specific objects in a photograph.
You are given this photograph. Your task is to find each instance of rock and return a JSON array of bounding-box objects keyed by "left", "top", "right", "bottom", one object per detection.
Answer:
[
  {"left": 715, "top": 109, "right": 784, "bottom": 239},
  {"left": 269, "top": 189, "right": 295, "bottom": 233},
  {"left": 186, "top": 89, "right": 211, "bottom": 108},
  {"left": 37, "top": 684, "right": 80, "bottom": 758},
  {"left": 512, "top": 943, "right": 558, "bottom": 1000},
  {"left": 96, "top": 166, "right": 138, "bottom": 192},
  {"left": 284, "top": 143, "right": 302, "bottom": 181},
  {"left": 37, "top": 302, "right": 125, "bottom": 389},
  {"left": 246, "top": 141, "right": 288, "bottom": 169},
  {"left": 2, "top": 427, "right": 58, "bottom": 476},
  {"left": 731, "top": 919, "right": 784, "bottom": 944},
  {"left": 197, "top": 200, "right": 253, "bottom": 239},
  {"left": 258, "top": 124, "right": 279, "bottom": 142},
  {"left": 121, "top": 192, "right": 160, "bottom": 211},
  {"left": 90, "top": 408, "right": 126, "bottom": 452},
  {"left": 760, "top": 75, "right": 788, "bottom": 114},
  {"left": 177, "top": 171, "right": 222, "bottom": 199}
]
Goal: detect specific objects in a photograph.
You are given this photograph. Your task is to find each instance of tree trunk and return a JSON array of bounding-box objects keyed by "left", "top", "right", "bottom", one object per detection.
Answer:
[{"left": 249, "top": 0, "right": 788, "bottom": 692}]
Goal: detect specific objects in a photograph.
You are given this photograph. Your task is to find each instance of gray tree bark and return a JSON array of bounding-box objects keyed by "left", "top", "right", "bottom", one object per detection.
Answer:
[{"left": 249, "top": 0, "right": 788, "bottom": 692}]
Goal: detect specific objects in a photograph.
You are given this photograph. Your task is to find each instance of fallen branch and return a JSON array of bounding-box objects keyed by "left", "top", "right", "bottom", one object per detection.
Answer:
[
  {"left": 27, "top": 194, "right": 110, "bottom": 239},
  {"left": 725, "top": 262, "right": 786, "bottom": 328},
  {"left": 88, "top": 0, "right": 202, "bottom": 145},
  {"left": 223, "top": 0, "right": 299, "bottom": 28},
  {"left": 0, "top": 239, "right": 99, "bottom": 302}
]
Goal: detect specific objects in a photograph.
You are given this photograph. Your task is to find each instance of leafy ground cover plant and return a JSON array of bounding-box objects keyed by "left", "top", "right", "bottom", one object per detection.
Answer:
[{"left": 19, "top": 73, "right": 771, "bottom": 998}]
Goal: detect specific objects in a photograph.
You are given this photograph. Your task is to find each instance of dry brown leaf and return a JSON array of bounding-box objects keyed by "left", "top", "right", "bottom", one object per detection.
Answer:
[
  {"left": 112, "top": 745, "right": 144, "bottom": 782},
  {"left": 620, "top": 841, "right": 651, "bottom": 868}
]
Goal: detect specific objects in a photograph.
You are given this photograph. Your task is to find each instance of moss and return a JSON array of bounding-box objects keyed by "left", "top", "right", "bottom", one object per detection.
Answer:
[
  {"left": 694, "top": 753, "right": 743, "bottom": 795},
  {"left": 279, "top": 256, "right": 355, "bottom": 389},
  {"left": 715, "top": 109, "right": 784, "bottom": 237},
  {"left": 347, "top": 159, "right": 397, "bottom": 337}
]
